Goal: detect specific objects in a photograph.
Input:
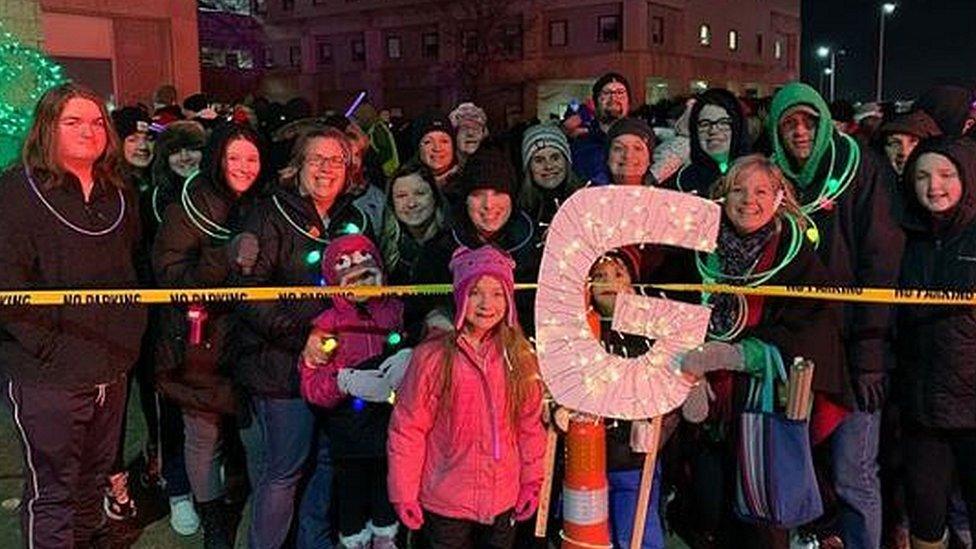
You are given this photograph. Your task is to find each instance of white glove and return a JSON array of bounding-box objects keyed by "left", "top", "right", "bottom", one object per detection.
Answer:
[
  {"left": 379, "top": 348, "right": 413, "bottom": 390},
  {"left": 337, "top": 368, "right": 392, "bottom": 403}
]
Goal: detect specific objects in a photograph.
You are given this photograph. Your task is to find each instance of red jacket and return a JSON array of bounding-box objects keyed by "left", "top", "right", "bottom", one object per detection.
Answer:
[
  {"left": 387, "top": 332, "right": 546, "bottom": 524},
  {"left": 299, "top": 296, "right": 403, "bottom": 408}
]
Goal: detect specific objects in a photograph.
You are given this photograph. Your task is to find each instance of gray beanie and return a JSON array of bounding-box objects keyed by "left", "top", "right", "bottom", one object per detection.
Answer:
[{"left": 521, "top": 123, "right": 572, "bottom": 169}]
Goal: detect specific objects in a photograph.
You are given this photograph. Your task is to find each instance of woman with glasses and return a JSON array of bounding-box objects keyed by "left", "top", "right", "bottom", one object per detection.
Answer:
[
  {"left": 666, "top": 88, "right": 752, "bottom": 197},
  {"left": 234, "top": 127, "right": 372, "bottom": 548}
]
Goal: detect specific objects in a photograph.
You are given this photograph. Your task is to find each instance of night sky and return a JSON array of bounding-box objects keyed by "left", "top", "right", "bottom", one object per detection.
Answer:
[{"left": 801, "top": 0, "right": 976, "bottom": 102}]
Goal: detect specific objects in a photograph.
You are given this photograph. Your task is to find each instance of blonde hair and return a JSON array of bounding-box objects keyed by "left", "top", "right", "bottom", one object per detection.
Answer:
[
  {"left": 437, "top": 323, "right": 539, "bottom": 428},
  {"left": 710, "top": 154, "right": 807, "bottom": 230}
]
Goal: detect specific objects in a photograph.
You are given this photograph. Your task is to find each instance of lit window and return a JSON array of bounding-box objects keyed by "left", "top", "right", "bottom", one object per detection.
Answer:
[
  {"left": 728, "top": 30, "right": 738, "bottom": 51},
  {"left": 387, "top": 36, "right": 401, "bottom": 59},
  {"left": 550, "top": 20, "right": 567, "bottom": 47},
  {"left": 691, "top": 80, "right": 708, "bottom": 93},
  {"left": 774, "top": 39, "right": 783, "bottom": 59},
  {"left": 699, "top": 24, "right": 711, "bottom": 46}
]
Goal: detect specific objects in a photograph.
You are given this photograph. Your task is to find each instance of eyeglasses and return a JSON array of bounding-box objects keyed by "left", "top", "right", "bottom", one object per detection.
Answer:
[
  {"left": 600, "top": 89, "right": 628, "bottom": 99},
  {"left": 305, "top": 155, "right": 346, "bottom": 169},
  {"left": 696, "top": 118, "right": 733, "bottom": 132}
]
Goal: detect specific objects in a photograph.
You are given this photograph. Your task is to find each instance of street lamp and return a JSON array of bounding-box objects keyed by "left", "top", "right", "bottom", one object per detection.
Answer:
[
  {"left": 820, "top": 67, "right": 833, "bottom": 96},
  {"left": 877, "top": 3, "right": 897, "bottom": 101},
  {"left": 817, "top": 46, "right": 845, "bottom": 102}
]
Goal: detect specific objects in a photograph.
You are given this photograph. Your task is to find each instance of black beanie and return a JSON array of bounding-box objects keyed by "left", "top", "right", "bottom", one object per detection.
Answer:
[
  {"left": 592, "top": 72, "right": 632, "bottom": 103},
  {"left": 607, "top": 117, "right": 656, "bottom": 148},
  {"left": 412, "top": 112, "right": 455, "bottom": 149},
  {"left": 461, "top": 146, "right": 516, "bottom": 197},
  {"left": 182, "top": 93, "right": 211, "bottom": 114},
  {"left": 112, "top": 106, "right": 152, "bottom": 140}
]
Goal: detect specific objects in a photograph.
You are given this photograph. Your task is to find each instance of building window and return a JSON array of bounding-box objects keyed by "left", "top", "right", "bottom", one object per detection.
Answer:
[
  {"left": 598, "top": 15, "right": 620, "bottom": 43},
  {"left": 699, "top": 24, "right": 711, "bottom": 46},
  {"left": 462, "top": 30, "right": 478, "bottom": 56},
  {"left": 351, "top": 39, "right": 365, "bottom": 62},
  {"left": 253, "top": 0, "right": 267, "bottom": 14},
  {"left": 650, "top": 16, "right": 664, "bottom": 45},
  {"left": 289, "top": 45, "right": 301, "bottom": 67},
  {"left": 282, "top": 0, "right": 293, "bottom": 11},
  {"left": 756, "top": 33, "right": 763, "bottom": 55},
  {"left": 774, "top": 39, "right": 783, "bottom": 59},
  {"left": 264, "top": 47, "right": 274, "bottom": 68},
  {"left": 691, "top": 79, "right": 708, "bottom": 93},
  {"left": 728, "top": 30, "right": 738, "bottom": 51},
  {"left": 502, "top": 24, "right": 522, "bottom": 57},
  {"left": 237, "top": 49, "right": 255, "bottom": 69},
  {"left": 316, "top": 42, "right": 332, "bottom": 65},
  {"left": 549, "top": 20, "right": 567, "bottom": 47},
  {"left": 387, "top": 36, "right": 401, "bottom": 59},
  {"left": 422, "top": 32, "right": 439, "bottom": 58},
  {"left": 201, "top": 47, "right": 225, "bottom": 68}
]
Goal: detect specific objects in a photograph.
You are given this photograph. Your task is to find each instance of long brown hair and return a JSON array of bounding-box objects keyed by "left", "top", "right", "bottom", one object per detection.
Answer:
[
  {"left": 437, "top": 322, "right": 540, "bottom": 427},
  {"left": 22, "top": 83, "right": 125, "bottom": 190}
]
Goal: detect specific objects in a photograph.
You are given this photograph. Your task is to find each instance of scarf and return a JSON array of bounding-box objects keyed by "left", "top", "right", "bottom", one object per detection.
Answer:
[{"left": 709, "top": 220, "right": 776, "bottom": 335}]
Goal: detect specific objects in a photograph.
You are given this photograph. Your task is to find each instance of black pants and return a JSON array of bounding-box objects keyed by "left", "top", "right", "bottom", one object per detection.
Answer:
[
  {"left": 424, "top": 509, "right": 517, "bottom": 549},
  {"left": 334, "top": 457, "right": 397, "bottom": 536},
  {"left": 5, "top": 377, "right": 127, "bottom": 549},
  {"left": 903, "top": 420, "right": 976, "bottom": 542}
]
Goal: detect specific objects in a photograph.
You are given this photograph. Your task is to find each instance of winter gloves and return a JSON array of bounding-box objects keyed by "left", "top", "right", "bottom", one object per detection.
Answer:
[
  {"left": 228, "top": 232, "right": 259, "bottom": 275},
  {"left": 338, "top": 368, "right": 394, "bottom": 403},
  {"left": 394, "top": 502, "right": 424, "bottom": 530},
  {"left": 379, "top": 349, "right": 412, "bottom": 391},
  {"left": 679, "top": 341, "right": 746, "bottom": 423}
]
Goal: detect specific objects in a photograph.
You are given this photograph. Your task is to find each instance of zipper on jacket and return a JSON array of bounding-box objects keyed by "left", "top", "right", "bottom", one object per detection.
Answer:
[{"left": 481, "top": 355, "right": 501, "bottom": 461}]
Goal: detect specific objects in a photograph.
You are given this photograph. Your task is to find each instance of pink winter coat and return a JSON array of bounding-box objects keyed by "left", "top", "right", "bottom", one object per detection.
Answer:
[
  {"left": 299, "top": 296, "right": 404, "bottom": 408},
  {"left": 387, "top": 332, "right": 546, "bottom": 524}
]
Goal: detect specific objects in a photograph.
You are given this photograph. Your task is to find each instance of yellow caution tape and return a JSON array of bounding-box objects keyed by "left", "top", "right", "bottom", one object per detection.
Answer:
[{"left": 0, "top": 282, "right": 971, "bottom": 307}]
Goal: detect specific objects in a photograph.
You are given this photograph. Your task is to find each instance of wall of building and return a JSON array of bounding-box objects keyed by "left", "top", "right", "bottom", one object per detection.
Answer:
[
  {"left": 36, "top": 0, "right": 200, "bottom": 105},
  {"left": 1, "top": 0, "right": 42, "bottom": 46},
  {"left": 260, "top": 0, "right": 800, "bottom": 126}
]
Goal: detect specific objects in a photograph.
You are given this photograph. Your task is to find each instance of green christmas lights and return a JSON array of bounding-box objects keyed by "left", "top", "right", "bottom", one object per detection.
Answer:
[{"left": 0, "top": 24, "right": 68, "bottom": 169}]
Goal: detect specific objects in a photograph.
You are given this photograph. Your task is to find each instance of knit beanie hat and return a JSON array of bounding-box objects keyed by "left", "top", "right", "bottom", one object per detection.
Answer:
[
  {"left": 592, "top": 72, "right": 632, "bottom": 103},
  {"left": 449, "top": 102, "right": 488, "bottom": 130},
  {"left": 521, "top": 123, "right": 571, "bottom": 170},
  {"left": 112, "top": 106, "right": 152, "bottom": 140},
  {"left": 412, "top": 112, "right": 455, "bottom": 149},
  {"left": 607, "top": 117, "right": 657, "bottom": 148},
  {"left": 322, "top": 233, "right": 384, "bottom": 286},
  {"left": 461, "top": 146, "right": 516, "bottom": 197},
  {"left": 449, "top": 245, "right": 517, "bottom": 330},
  {"left": 155, "top": 120, "right": 206, "bottom": 154}
]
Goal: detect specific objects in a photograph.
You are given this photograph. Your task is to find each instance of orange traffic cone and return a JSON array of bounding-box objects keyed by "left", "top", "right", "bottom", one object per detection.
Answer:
[{"left": 561, "top": 417, "right": 612, "bottom": 549}]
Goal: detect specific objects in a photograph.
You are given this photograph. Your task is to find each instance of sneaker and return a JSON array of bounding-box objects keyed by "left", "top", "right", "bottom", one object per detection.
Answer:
[
  {"left": 169, "top": 495, "right": 200, "bottom": 536},
  {"left": 103, "top": 472, "right": 136, "bottom": 521}
]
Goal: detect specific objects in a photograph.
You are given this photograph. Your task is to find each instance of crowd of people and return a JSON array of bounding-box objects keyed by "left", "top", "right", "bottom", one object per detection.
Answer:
[{"left": 1, "top": 71, "right": 975, "bottom": 549}]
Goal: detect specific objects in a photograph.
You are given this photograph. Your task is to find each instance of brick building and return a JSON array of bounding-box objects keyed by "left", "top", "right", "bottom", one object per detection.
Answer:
[
  {"left": 259, "top": 0, "right": 800, "bottom": 126},
  {"left": 1, "top": 0, "right": 201, "bottom": 106}
]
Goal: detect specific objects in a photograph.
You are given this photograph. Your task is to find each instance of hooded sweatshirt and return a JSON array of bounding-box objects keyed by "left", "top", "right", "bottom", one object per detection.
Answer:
[
  {"left": 668, "top": 88, "right": 751, "bottom": 196},
  {"left": 898, "top": 137, "right": 976, "bottom": 428},
  {"left": 768, "top": 82, "right": 904, "bottom": 381}
]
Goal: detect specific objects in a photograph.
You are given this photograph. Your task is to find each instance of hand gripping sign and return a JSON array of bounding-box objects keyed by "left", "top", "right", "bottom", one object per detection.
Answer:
[{"left": 535, "top": 186, "right": 720, "bottom": 420}]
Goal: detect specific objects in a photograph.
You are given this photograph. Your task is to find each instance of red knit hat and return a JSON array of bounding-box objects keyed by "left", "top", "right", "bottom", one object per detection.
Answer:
[{"left": 449, "top": 245, "right": 517, "bottom": 330}]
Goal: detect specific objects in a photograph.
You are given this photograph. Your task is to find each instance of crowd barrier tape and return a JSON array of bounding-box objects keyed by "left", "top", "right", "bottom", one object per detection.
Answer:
[{"left": 0, "top": 283, "right": 974, "bottom": 307}]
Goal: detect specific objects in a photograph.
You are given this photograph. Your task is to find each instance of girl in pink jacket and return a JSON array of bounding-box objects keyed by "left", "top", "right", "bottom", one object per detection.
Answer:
[
  {"left": 387, "top": 245, "right": 546, "bottom": 548},
  {"left": 299, "top": 233, "right": 407, "bottom": 549}
]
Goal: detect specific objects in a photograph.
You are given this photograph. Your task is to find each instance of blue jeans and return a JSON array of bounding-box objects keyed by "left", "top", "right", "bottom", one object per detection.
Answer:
[
  {"left": 241, "top": 397, "right": 315, "bottom": 549},
  {"left": 832, "top": 410, "right": 882, "bottom": 549},
  {"left": 183, "top": 410, "right": 225, "bottom": 503},
  {"left": 608, "top": 465, "right": 663, "bottom": 549},
  {"left": 297, "top": 427, "right": 334, "bottom": 549}
]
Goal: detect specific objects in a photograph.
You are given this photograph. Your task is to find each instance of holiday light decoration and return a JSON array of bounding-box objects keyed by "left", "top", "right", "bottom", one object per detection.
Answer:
[
  {"left": 0, "top": 23, "right": 67, "bottom": 168},
  {"left": 535, "top": 186, "right": 720, "bottom": 420}
]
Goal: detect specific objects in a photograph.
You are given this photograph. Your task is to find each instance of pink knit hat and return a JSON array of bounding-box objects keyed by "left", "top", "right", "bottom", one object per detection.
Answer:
[{"left": 449, "top": 245, "right": 517, "bottom": 330}]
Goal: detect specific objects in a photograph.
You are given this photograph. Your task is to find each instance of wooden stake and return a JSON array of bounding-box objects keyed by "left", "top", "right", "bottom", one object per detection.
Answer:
[
  {"left": 535, "top": 425, "right": 559, "bottom": 538},
  {"left": 630, "top": 415, "right": 664, "bottom": 549}
]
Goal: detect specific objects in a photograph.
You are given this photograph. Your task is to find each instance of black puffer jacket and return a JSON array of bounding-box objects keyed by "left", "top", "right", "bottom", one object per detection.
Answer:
[
  {"left": 233, "top": 185, "right": 372, "bottom": 399},
  {"left": 897, "top": 138, "right": 976, "bottom": 429},
  {"left": 0, "top": 168, "right": 147, "bottom": 387},
  {"left": 152, "top": 174, "right": 265, "bottom": 414}
]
